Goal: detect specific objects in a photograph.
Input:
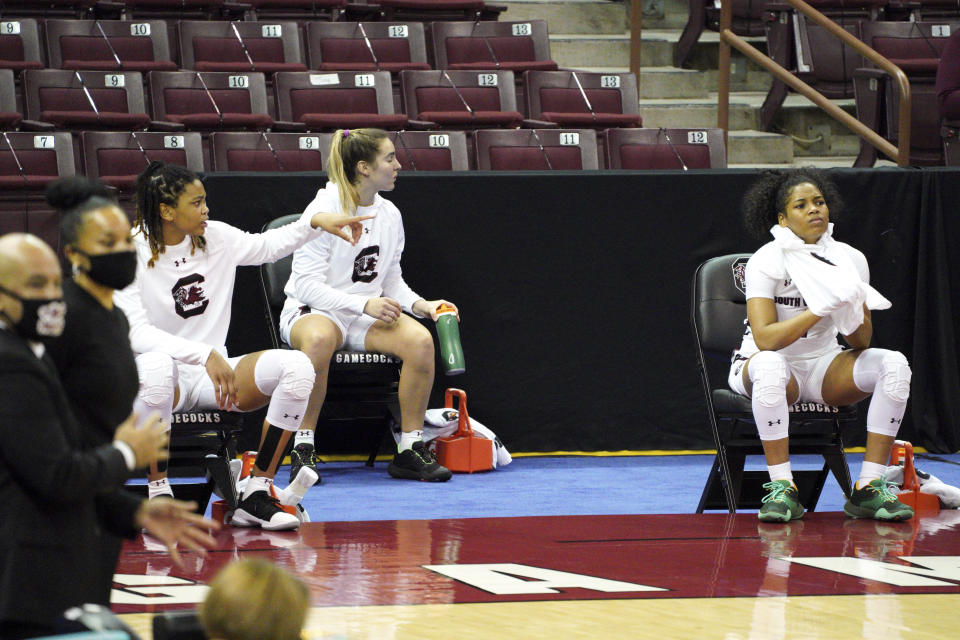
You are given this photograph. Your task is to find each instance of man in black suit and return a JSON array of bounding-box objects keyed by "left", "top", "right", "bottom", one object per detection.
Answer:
[{"left": 0, "top": 233, "right": 217, "bottom": 639}]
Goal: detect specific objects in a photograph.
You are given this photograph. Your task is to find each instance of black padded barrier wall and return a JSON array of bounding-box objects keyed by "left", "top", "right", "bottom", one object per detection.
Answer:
[{"left": 205, "top": 168, "right": 960, "bottom": 453}]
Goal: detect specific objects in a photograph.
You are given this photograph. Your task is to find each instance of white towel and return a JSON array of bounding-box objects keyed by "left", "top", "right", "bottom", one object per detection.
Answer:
[{"left": 770, "top": 224, "right": 890, "bottom": 335}]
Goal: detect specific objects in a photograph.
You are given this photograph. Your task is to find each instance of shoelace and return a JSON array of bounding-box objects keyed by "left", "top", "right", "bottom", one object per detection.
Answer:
[
  {"left": 869, "top": 476, "right": 901, "bottom": 503},
  {"left": 761, "top": 481, "right": 792, "bottom": 503}
]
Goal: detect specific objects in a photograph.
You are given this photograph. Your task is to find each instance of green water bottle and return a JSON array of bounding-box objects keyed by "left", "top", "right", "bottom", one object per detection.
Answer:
[{"left": 435, "top": 303, "right": 465, "bottom": 376}]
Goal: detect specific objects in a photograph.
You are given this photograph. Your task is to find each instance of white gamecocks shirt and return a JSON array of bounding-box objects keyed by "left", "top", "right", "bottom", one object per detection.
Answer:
[
  {"left": 116, "top": 218, "right": 321, "bottom": 364},
  {"left": 282, "top": 181, "right": 422, "bottom": 322}
]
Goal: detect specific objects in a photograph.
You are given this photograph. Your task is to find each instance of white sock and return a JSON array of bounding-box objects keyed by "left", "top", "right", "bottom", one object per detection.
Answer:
[
  {"left": 398, "top": 429, "right": 423, "bottom": 452},
  {"left": 767, "top": 462, "right": 793, "bottom": 484},
  {"left": 857, "top": 461, "right": 887, "bottom": 488},
  {"left": 294, "top": 429, "right": 314, "bottom": 448},
  {"left": 243, "top": 475, "right": 271, "bottom": 498},
  {"left": 147, "top": 477, "right": 173, "bottom": 499}
]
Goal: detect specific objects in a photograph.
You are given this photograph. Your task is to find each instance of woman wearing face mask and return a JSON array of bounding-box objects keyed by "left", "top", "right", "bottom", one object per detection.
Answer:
[{"left": 44, "top": 177, "right": 218, "bottom": 607}]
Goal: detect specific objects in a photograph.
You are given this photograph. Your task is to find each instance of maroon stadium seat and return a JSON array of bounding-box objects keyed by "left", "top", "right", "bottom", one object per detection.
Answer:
[
  {"left": 81, "top": 131, "right": 205, "bottom": 191},
  {"left": 178, "top": 20, "right": 307, "bottom": 74},
  {"left": 0, "top": 131, "right": 75, "bottom": 250},
  {"left": 675, "top": 0, "right": 780, "bottom": 68},
  {"left": 0, "top": 70, "right": 22, "bottom": 130},
  {"left": 400, "top": 69, "right": 522, "bottom": 128},
  {"left": 523, "top": 70, "right": 641, "bottom": 129},
  {"left": 45, "top": 19, "right": 177, "bottom": 72},
  {"left": 274, "top": 71, "right": 408, "bottom": 131},
  {"left": 474, "top": 128, "right": 597, "bottom": 170},
  {"left": 120, "top": 0, "right": 239, "bottom": 19},
  {"left": 388, "top": 130, "right": 469, "bottom": 169},
  {"left": 0, "top": 1, "right": 98, "bottom": 18},
  {"left": 306, "top": 21, "right": 431, "bottom": 73},
  {"left": 247, "top": 0, "right": 347, "bottom": 20},
  {"left": 0, "top": 18, "right": 45, "bottom": 72},
  {"left": 149, "top": 71, "right": 274, "bottom": 131},
  {"left": 378, "top": 0, "right": 491, "bottom": 22},
  {"left": 854, "top": 21, "right": 960, "bottom": 166},
  {"left": 604, "top": 128, "right": 726, "bottom": 170},
  {"left": 431, "top": 20, "right": 558, "bottom": 73},
  {"left": 210, "top": 131, "right": 333, "bottom": 171},
  {"left": 22, "top": 69, "right": 151, "bottom": 130}
]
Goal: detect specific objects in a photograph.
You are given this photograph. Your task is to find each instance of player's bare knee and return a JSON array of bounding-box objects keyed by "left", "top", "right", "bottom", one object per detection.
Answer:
[
  {"left": 297, "top": 331, "right": 338, "bottom": 368},
  {"left": 404, "top": 329, "right": 435, "bottom": 369},
  {"left": 749, "top": 351, "right": 789, "bottom": 408}
]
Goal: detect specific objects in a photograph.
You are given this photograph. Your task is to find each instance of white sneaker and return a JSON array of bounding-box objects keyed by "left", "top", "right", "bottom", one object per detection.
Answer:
[{"left": 232, "top": 488, "right": 300, "bottom": 531}]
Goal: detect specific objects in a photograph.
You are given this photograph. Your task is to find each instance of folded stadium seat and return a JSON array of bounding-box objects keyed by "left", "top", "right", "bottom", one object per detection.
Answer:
[
  {"left": 604, "top": 127, "right": 727, "bottom": 169},
  {"left": 274, "top": 70, "right": 409, "bottom": 131},
  {"left": 0, "top": 0, "right": 98, "bottom": 18},
  {"left": 178, "top": 20, "right": 307, "bottom": 74},
  {"left": 674, "top": 0, "right": 778, "bottom": 68},
  {"left": 377, "top": 0, "right": 504, "bottom": 22},
  {"left": 81, "top": 131, "right": 205, "bottom": 192},
  {"left": 523, "top": 70, "right": 641, "bottom": 129},
  {"left": 431, "top": 20, "right": 558, "bottom": 73},
  {"left": 388, "top": 129, "right": 470, "bottom": 169},
  {"left": 910, "top": 0, "right": 960, "bottom": 20},
  {"left": 0, "top": 131, "right": 75, "bottom": 250},
  {"left": 853, "top": 20, "right": 960, "bottom": 166},
  {"left": 474, "top": 128, "right": 598, "bottom": 170},
  {"left": 399, "top": 69, "right": 523, "bottom": 129},
  {"left": 21, "top": 69, "right": 151, "bottom": 130},
  {"left": 247, "top": 0, "right": 347, "bottom": 20},
  {"left": 149, "top": 70, "right": 275, "bottom": 131},
  {"left": 120, "top": 0, "right": 244, "bottom": 19},
  {"left": 0, "top": 17, "right": 44, "bottom": 73},
  {"left": 306, "top": 21, "right": 431, "bottom": 73},
  {"left": 0, "top": 70, "right": 22, "bottom": 130},
  {"left": 44, "top": 19, "right": 177, "bottom": 73},
  {"left": 758, "top": 0, "right": 886, "bottom": 130},
  {"left": 209, "top": 131, "right": 332, "bottom": 171}
]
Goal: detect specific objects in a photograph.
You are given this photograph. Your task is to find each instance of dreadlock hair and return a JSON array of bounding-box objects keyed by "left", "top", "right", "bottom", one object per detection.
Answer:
[
  {"left": 47, "top": 176, "right": 118, "bottom": 249},
  {"left": 134, "top": 160, "right": 205, "bottom": 267},
  {"left": 741, "top": 167, "right": 844, "bottom": 241},
  {"left": 326, "top": 128, "right": 390, "bottom": 215}
]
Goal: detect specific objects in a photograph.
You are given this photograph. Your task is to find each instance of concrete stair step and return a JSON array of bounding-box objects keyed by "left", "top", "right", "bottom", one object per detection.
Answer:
[
  {"left": 729, "top": 156, "right": 898, "bottom": 168},
  {"left": 639, "top": 67, "right": 709, "bottom": 99},
  {"left": 500, "top": 0, "right": 628, "bottom": 35},
  {"left": 728, "top": 129, "right": 794, "bottom": 164}
]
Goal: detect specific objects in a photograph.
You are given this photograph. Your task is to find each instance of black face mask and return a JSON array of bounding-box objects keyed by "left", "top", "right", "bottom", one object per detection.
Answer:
[
  {"left": 73, "top": 249, "right": 138, "bottom": 290},
  {"left": 0, "top": 285, "right": 66, "bottom": 341}
]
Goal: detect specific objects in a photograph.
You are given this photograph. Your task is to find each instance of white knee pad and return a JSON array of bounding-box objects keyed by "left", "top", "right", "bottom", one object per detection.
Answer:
[
  {"left": 748, "top": 351, "right": 789, "bottom": 408},
  {"left": 748, "top": 351, "right": 790, "bottom": 441},
  {"left": 854, "top": 349, "right": 911, "bottom": 437},
  {"left": 255, "top": 350, "right": 316, "bottom": 431},
  {"left": 134, "top": 352, "right": 177, "bottom": 429},
  {"left": 853, "top": 349, "right": 912, "bottom": 402}
]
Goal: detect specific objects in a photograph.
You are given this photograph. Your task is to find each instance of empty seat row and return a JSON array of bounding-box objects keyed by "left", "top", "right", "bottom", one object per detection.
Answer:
[
  {"left": 0, "top": 0, "right": 505, "bottom": 22},
  {"left": 0, "top": 69, "right": 642, "bottom": 133},
  {"left": 1, "top": 19, "right": 551, "bottom": 74},
  {"left": 0, "top": 127, "right": 726, "bottom": 193}
]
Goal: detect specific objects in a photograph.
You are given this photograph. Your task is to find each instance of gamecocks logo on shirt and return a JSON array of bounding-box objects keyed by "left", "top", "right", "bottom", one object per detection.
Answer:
[
  {"left": 731, "top": 256, "right": 749, "bottom": 296},
  {"left": 172, "top": 273, "right": 209, "bottom": 319},
  {"left": 352, "top": 245, "right": 380, "bottom": 283}
]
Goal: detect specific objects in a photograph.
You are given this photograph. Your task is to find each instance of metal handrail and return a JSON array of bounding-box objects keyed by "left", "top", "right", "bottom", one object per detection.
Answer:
[{"left": 717, "top": 0, "right": 911, "bottom": 166}]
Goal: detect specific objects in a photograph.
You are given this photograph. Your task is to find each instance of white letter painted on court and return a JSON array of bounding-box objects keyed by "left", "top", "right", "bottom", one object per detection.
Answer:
[
  {"left": 782, "top": 556, "right": 960, "bottom": 587},
  {"left": 422, "top": 563, "right": 666, "bottom": 595}
]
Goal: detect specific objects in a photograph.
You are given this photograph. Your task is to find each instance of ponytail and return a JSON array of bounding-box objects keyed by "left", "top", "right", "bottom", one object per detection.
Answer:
[
  {"left": 134, "top": 161, "right": 204, "bottom": 267},
  {"left": 47, "top": 176, "right": 118, "bottom": 248},
  {"left": 326, "top": 128, "right": 389, "bottom": 215}
]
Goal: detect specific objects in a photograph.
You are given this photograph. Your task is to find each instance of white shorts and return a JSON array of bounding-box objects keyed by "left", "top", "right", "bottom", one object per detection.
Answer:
[
  {"left": 173, "top": 353, "right": 245, "bottom": 412},
  {"left": 278, "top": 300, "right": 377, "bottom": 352},
  {"left": 727, "top": 347, "right": 843, "bottom": 405}
]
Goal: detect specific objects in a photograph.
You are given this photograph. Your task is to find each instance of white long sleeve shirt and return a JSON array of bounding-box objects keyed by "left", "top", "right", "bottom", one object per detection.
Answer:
[
  {"left": 282, "top": 182, "right": 422, "bottom": 321},
  {"left": 115, "top": 217, "right": 322, "bottom": 364}
]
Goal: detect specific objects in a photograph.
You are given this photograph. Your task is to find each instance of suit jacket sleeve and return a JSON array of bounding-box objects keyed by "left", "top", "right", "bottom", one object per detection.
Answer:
[
  {"left": 96, "top": 489, "right": 143, "bottom": 539},
  {"left": 0, "top": 366, "right": 131, "bottom": 504}
]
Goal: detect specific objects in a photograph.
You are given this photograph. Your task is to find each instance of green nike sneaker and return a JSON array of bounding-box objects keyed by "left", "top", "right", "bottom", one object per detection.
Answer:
[
  {"left": 758, "top": 480, "right": 804, "bottom": 522},
  {"left": 844, "top": 477, "right": 914, "bottom": 521}
]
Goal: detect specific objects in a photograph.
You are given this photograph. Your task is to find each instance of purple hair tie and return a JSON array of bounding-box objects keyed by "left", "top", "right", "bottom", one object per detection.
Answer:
[{"left": 344, "top": 129, "right": 350, "bottom": 138}]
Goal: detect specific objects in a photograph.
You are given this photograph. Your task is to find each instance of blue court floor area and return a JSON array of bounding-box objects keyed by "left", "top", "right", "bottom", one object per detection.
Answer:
[{"left": 165, "top": 452, "right": 960, "bottom": 522}]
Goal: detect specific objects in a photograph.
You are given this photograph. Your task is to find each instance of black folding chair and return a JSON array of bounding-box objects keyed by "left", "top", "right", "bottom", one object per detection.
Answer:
[{"left": 691, "top": 253, "right": 855, "bottom": 513}]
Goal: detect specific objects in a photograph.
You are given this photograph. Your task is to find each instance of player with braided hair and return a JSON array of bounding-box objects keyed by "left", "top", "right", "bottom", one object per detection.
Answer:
[
  {"left": 732, "top": 168, "right": 914, "bottom": 523},
  {"left": 115, "top": 161, "right": 371, "bottom": 530}
]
